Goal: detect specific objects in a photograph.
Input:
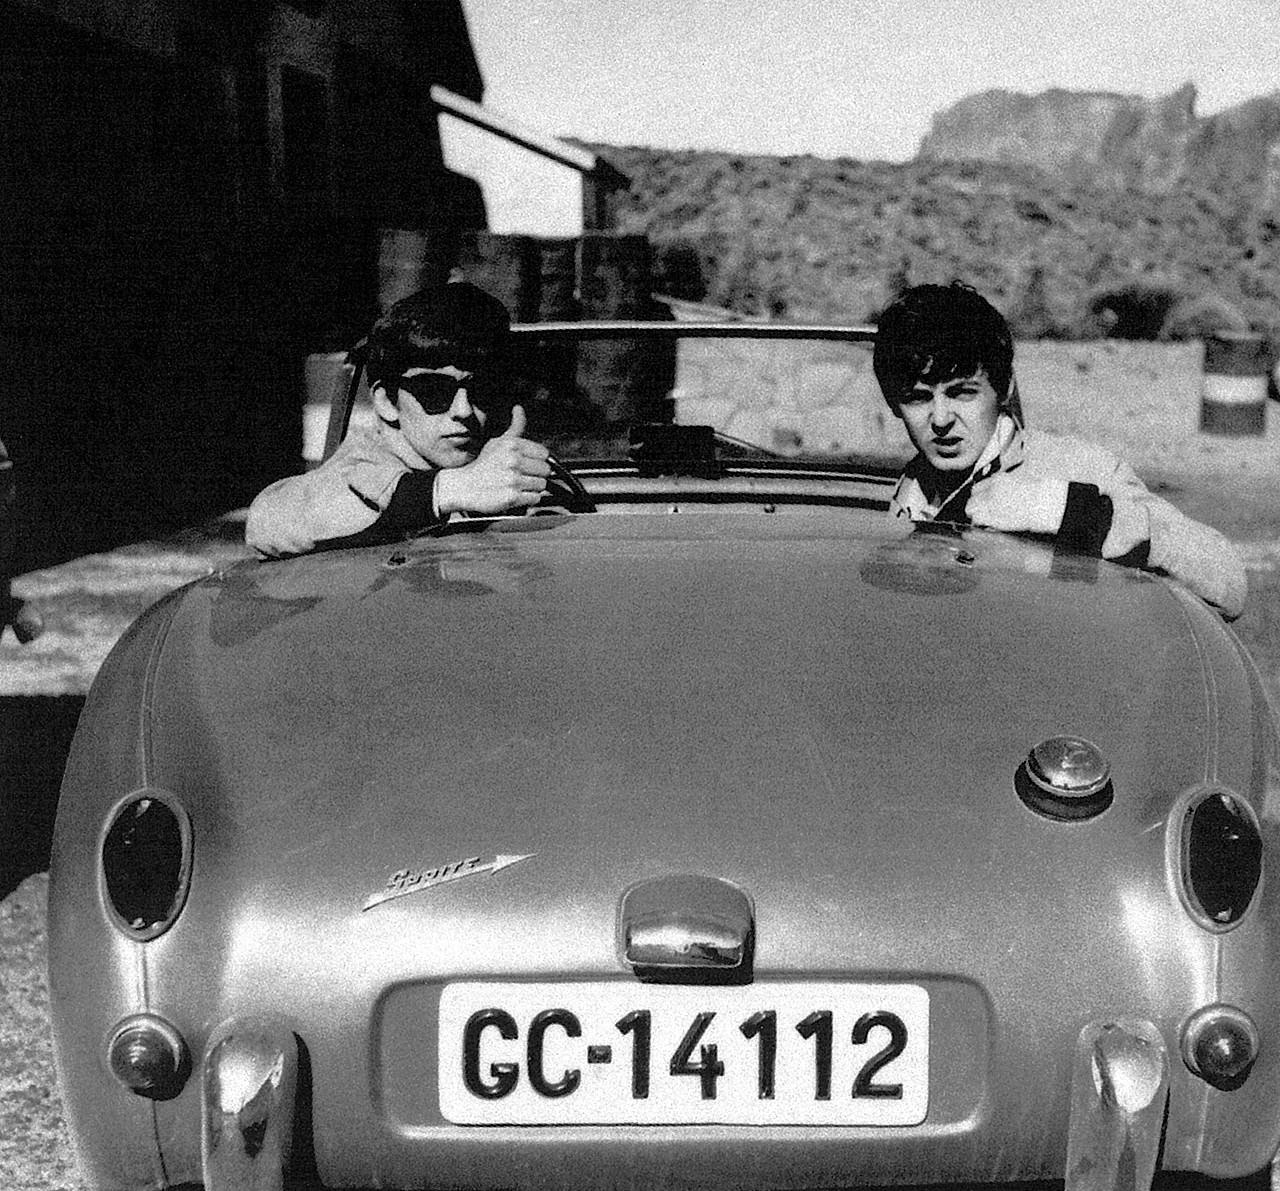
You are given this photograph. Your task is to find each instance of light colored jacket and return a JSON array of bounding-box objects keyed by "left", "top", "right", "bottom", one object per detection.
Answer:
[
  {"left": 246, "top": 420, "right": 442, "bottom": 558},
  {"left": 890, "top": 414, "right": 1247, "bottom": 619}
]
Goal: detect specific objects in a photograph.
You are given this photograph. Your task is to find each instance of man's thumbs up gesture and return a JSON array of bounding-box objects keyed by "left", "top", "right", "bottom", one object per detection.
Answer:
[
  {"left": 434, "top": 405, "right": 552, "bottom": 516},
  {"left": 500, "top": 403, "right": 527, "bottom": 440}
]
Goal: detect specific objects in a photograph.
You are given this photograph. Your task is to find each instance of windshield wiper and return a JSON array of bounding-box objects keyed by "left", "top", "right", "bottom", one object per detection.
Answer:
[{"left": 712, "top": 430, "right": 787, "bottom": 461}]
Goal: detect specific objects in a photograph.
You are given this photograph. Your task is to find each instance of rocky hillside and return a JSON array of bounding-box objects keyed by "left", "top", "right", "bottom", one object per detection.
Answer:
[
  {"left": 919, "top": 85, "right": 1280, "bottom": 206},
  {"left": 588, "top": 89, "right": 1280, "bottom": 341}
]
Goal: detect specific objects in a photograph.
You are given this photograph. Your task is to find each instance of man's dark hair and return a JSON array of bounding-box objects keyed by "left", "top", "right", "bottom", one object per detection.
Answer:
[
  {"left": 365, "top": 280, "right": 511, "bottom": 397},
  {"left": 872, "top": 282, "right": 1014, "bottom": 408}
]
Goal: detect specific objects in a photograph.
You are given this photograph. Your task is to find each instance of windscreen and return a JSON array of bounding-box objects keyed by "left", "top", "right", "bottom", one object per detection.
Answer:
[{"left": 505, "top": 329, "right": 913, "bottom": 469}]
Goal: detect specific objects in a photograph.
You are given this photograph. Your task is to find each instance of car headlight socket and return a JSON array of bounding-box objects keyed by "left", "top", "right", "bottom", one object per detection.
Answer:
[
  {"left": 1178, "top": 788, "right": 1262, "bottom": 929},
  {"left": 100, "top": 789, "right": 193, "bottom": 940}
]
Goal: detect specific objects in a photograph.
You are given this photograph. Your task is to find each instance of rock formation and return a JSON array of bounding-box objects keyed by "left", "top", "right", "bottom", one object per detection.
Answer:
[{"left": 918, "top": 84, "right": 1280, "bottom": 208}]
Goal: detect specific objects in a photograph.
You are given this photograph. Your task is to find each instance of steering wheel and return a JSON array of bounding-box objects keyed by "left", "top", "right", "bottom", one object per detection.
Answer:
[{"left": 545, "top": 454, "right": 597, "bottom": 513}]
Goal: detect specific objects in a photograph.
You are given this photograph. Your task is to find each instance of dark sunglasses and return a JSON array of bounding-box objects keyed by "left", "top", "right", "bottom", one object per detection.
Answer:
[{"left": 394, "top": 370, "right": 494, "bottom": 414}]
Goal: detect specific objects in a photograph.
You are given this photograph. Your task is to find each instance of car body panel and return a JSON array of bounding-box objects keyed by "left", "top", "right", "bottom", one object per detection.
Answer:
[
  {"left": 49, "top": 505, "right": 1280, "bottom": 1188},
  {"left": 48, "top": 320, "right": 1280, "bottom": 1190}
]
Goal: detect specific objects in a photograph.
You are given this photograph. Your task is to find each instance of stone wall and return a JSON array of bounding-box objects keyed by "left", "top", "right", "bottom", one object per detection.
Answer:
[{"left": 672, "top": 337, "right": 913, "bottom": 462}]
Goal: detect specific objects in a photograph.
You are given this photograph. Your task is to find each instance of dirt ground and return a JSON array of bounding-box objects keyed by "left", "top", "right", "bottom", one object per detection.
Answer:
[{"left": 1, "top": 340, "right": 1278, "bottom": 1190}]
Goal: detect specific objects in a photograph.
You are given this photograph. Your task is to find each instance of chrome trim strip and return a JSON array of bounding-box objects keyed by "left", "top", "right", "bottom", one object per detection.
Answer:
[{"left": 511, "top": 320, "right": 877, "bottom": 342}]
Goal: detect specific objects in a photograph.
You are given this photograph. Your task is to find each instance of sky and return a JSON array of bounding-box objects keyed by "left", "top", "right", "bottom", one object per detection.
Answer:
[{"left": 442, "top": 0, "right": 1280, "bottom": 233}]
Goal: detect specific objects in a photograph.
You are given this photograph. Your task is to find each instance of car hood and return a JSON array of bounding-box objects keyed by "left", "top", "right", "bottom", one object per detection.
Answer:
[{"left": 147, "top": 512, "right": 1214, "bottom": 975}]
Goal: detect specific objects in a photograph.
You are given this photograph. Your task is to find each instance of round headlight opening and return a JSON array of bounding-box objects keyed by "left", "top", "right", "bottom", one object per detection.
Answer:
[
  {"left": 102, "top": 792, "right": 192, "bottom": 939},
  {"left": 1182, "top": 791, "right": 1261, "bottom": 928}
]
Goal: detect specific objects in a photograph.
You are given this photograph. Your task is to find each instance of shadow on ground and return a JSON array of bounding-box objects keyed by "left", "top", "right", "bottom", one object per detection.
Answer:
[{"left": 0, "top": 696, "right": 82, "bottom": 899}]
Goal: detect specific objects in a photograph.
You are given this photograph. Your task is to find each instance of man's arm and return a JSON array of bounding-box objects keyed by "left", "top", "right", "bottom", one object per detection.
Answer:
[
  {"left": 1094, "top": 458, "right": 1247, "bottom": 620},
  {"left": 965, "top": 466, "right": 1247, "bottom": 619},
  {"left": 245, "top": 447, "right": 432, "bottom": 558},
  {"left": 246, "top": 406, "right": 552, "bottom": 559}
]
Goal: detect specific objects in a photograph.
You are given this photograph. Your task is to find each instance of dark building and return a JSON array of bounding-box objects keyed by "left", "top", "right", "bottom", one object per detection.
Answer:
[{"left": 1, "top": 0, "right": 489, "bottom": 565}]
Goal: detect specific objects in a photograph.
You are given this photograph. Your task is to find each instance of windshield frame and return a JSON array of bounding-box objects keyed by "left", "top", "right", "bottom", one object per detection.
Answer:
[{"left": 323, "top": 320, "right": 884, "bottom": 472}]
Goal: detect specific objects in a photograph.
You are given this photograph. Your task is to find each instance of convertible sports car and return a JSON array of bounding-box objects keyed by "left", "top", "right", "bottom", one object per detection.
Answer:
[{"left": 48, "top": 324, "right": 1279, "bottom": 1191}]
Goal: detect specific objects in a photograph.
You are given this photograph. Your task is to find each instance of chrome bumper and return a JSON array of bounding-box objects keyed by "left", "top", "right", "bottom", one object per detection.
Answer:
[
  {"left": 201, "top": 1019, "right": 298, "bottom": 1191},
  {"left": 1065, "top": 1019, "right": 1169, "bottom": 1191}
]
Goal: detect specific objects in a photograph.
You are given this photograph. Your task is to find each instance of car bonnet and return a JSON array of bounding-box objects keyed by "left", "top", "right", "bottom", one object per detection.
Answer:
[{"left": 138, "top": 513, "right": 1219, "bottom": 954}]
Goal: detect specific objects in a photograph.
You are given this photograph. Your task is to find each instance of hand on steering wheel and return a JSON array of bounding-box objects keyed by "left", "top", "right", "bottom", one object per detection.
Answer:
[{"left": 543, "top": 454, "right": 596, "bottom": 513}]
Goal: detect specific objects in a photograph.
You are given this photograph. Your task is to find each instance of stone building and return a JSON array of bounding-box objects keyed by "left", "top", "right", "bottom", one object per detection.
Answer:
[{"left": 0, "top": 0, "right": 492, "bottom": 564}]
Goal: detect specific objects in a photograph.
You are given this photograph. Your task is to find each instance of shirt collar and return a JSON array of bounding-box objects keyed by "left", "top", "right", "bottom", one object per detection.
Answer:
[{"left": 890, "top": 412, "right": 1026, "bottom": 521}]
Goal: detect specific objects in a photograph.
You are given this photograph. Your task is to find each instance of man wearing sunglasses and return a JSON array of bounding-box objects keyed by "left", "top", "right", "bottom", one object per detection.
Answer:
[{"left": 247, "top": 280, "right": 554, "bottom": 558}]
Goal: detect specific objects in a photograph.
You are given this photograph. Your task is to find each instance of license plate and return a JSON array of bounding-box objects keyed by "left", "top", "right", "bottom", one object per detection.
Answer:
[{"left": 438, "top": 981, "right": 928, "bottom": 1125}]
